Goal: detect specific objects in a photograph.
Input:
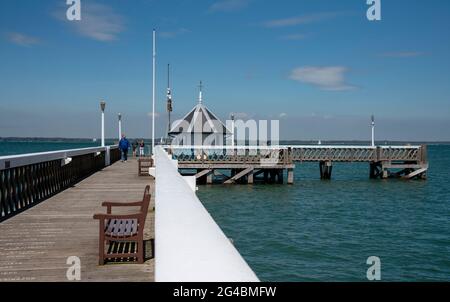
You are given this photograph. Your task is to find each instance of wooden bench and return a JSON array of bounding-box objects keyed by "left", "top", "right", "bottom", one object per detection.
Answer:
[
  {"left": 138, "top": 158, "right": 154, "bottom": 176},
  {"left": 93, "top": 185, "right": 151, "bottom": 265}
]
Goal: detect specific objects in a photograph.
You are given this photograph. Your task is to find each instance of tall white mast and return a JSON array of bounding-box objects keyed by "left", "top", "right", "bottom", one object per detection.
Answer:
[
  {"left": 167, "top": 64, "right": 173, "bottom": 138},
  {"left": 152, "top": 29, "right": 156, "bottom": 155},
  {"left": 371, "top": 114, "right": 375, "bottom": 147},
  {"left": 100, "top": 101, "right": 106, "bottom": 147}
]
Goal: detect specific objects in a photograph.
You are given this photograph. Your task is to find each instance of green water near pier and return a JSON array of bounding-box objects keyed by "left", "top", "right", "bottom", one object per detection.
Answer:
[{"left": 198, "top": 145, "right": 450, "bottom": 281}]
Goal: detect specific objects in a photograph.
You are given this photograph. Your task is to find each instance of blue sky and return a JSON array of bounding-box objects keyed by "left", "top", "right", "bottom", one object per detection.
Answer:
[{"left": 1, "top": 0, "right": 450, "bottom": 140}]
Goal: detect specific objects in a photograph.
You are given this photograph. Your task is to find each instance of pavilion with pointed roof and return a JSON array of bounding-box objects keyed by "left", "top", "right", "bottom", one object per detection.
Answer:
[{"left": 169, "top": 82, "right": 232, "bottom": 146}]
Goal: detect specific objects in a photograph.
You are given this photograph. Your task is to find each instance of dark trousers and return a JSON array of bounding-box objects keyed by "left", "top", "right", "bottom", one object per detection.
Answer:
[{"left": 121, "top": 149, "right": 128, "bottom": 161}]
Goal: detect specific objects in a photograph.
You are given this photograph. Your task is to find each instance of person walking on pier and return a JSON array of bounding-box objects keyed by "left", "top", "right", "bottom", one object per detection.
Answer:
[
  {"left": 139, "top": 140, "right": 145, "bottom": 157},
  {"left": 132, "top": 140, "right": 138, "bottom": 157},
  {"left": 119, "top": 134, "right": 130, "bottom": 162}
]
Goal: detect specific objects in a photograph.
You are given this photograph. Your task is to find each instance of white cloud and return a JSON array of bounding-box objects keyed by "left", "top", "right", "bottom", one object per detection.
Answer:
[
  {"left": 289, "top": 66, "right": 355, "bottom": 91},
  {"left": 231, "top": 112, "right": 249, "bottom": 119},
  {"left": 55, "top": 3, "right": 125, "bottom": 42},
  {"left": 147, "top": 112, "right": 160, "bottom": 118},
  {"left": 263, "top": 12, "right": 342, "bottom": 28},
  {"left": 379, "top": 51, "right": 424, "bottom": 58},
  {"left": 6, "top": 32, "right": 40, "bottom": 47},
  {"left": 159, "top": 28, "right": 191, "bottom": 39},
  {"left": 279, "top": 113, "right": 288, "bottom": 118},
  {"left": 280, "top": 33, "right": 307, "bottom": 41},
  {"left": 209, "top": 0, "right": 251, "bottom": 13}
]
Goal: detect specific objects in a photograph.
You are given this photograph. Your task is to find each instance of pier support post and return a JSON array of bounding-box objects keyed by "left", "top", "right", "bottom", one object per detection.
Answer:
[
  {"left": 207, "top": 172, "right": 213, "bottom": 184},
  {"left": 278, "top": 170, "right": 284, "bottom": 184},
  {"left": 248, "top": 172, "right": 254, "bottom": 184},
  {"left": 287, "top": 168, "right": 294, "bottom": 184},
  {"left": 270, "top": 170, "right": 276, "bottom": 183},
  {"left": 320, "top": 161, "right": 333, "bottom": 180},
  {"left": 381, "top": 163, "right": 389, "bottom": 179},
  {"left": 196, "top": 169, "right": 207, "bottom": 185},
  {"left": 370, "top": 162, "right": 381, "bottom": 179}
]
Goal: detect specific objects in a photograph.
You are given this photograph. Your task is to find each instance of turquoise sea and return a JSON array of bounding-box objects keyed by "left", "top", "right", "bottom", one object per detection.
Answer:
[
  {"left": 0, "top": 140, "right": 103, "bottom": 157},
  {"left": 198, "top": 144, "right": 450, "bottom": 281},
  {"left": 1, "top": 141, "right": 449, "bottom": 281}
]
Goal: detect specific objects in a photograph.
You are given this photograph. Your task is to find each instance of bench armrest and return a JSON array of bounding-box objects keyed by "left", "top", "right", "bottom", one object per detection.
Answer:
[
  {"left": 93, "top": 213, "right": 143, "bottom": 220},
  {"left": 102, "top": 201, "right": 143, "bottom": 207},
  {"left": 102, "top": 201, "right": 143, "bottom": 214}
]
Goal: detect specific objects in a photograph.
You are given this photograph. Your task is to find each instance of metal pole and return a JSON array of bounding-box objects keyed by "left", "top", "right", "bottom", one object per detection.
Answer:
[
  {"left": 152, "top": 29, "right": 156, "bottom": 155},
  {"left": 371, "top": 115, "right": 375, "bottom": 147},
  {"left": 118, "top": 113, "right": 122, "bottom": 141},
  {"left": 102, "top": 112, "right": 105, "bottom": 147},
  {"left": 100, "top": 101, "right": 106, "bottom": 147},
  {"left": 167, "top": 63, "right": 172, "bottom": 140}
]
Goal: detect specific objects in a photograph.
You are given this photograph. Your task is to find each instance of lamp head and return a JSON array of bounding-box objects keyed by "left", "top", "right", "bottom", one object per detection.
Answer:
[
  {"left": 100, "top": 101, "right": 106, "bottom": 112},
  {"left": 118, "top": 113, "right": 122, "bottom": 121}
]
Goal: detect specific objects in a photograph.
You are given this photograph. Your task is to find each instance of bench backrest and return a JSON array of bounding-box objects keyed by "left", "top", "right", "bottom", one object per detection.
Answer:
[
  {"left": 138, "top": 158, "right": 154, "bottom": 176},
  {"left": 140, "top": 185, "right": 151, "bottom": 225}
]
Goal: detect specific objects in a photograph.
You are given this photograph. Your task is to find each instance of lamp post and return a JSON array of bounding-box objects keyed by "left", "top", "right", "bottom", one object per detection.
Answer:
[
  {"left": 371, "top": 114, "right": 375, "bottom": 147},
  {"left": 100, "top": 101, "right": 106, "bottom": 147},
  {"left": 118, "top": 113, "right": 122, "bottom": 142}
]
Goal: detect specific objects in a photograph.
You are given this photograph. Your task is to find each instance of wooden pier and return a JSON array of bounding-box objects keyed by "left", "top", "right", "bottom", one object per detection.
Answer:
[
  {"left": 167, "top": 145, "right": 428, "bottom": 184},
  {"left": 0, "top": 160, "right": 154, "bottom": 282}
]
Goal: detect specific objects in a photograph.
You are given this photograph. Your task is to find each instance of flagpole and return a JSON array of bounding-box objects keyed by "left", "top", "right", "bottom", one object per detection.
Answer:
[{"left": 152, "top": 29, "right": 156, "bottom": 155}]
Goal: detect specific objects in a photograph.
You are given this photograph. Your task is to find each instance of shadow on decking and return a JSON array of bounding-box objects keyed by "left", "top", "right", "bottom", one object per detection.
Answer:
[{"left": 104, "top": 239, "right": 155, "bottom": 264}]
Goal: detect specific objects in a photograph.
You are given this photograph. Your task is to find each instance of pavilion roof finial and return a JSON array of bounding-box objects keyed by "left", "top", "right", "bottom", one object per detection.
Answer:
[{"left": 198, "top": 81, "right": 203, "bottom": 105}]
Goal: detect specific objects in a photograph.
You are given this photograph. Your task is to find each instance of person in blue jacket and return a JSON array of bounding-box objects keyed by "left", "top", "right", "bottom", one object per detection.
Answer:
[{"left": 119, "top": 134, "right": 130, "bottom": 162}]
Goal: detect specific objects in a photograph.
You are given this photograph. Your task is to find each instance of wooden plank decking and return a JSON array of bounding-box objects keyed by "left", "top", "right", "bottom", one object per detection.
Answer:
[{"left": 0, "top": 159, "right": 154, "bottom": 282}]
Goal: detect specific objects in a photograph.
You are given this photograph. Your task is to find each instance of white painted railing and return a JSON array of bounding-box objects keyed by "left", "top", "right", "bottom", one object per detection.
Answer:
[
  {"left": 0, "top": 145, "right": 119, "bottom": 170},
  {"left": 154, "top": 146, "right": 259, "bottom": 282}
]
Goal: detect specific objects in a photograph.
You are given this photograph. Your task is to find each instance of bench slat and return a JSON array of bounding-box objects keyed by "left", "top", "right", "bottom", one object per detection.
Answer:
[{"left": 105, "top": 219, "right": 138, "bottom": 237}]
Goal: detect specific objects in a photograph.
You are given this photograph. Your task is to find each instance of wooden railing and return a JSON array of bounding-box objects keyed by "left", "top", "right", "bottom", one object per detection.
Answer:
[
  {"left": 0, "top": 146, "right": 120, "bottom": 222},
  {"left": 166, "top": 145, "right": 427, "bottom": 165},
  {"left": 289, "top": 145, "right": 426, "bottom": 162},
  {"left": 170, "top": 147, "right": 290, "bottom": 166}
]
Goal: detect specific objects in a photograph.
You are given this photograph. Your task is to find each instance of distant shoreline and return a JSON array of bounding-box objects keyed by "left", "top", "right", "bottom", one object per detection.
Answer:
[{"left": 1, "top": 137, "right": 449, "bottom": 144}]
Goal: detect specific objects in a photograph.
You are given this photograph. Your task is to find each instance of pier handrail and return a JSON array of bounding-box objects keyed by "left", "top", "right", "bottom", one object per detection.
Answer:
[
  {"left": 154, "top": 146, "right": 259, "bottom": 282},
  {"left": 164, "top": 145, "right": 426, "bottom": 164},
  {"left": 0, "top": 145, "right": 119, "bottom": 170},
  {"left": 0, "top": 145, "right": 121, "bottom": 222}
]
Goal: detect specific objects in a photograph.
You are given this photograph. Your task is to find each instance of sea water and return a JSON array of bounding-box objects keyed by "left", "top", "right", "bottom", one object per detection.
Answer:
[
  {"left": 0, "top": 140, "right": 102, "bottom": 157},
  {"left": 197, "top": 144, "right": 450, "bottom": 281}
]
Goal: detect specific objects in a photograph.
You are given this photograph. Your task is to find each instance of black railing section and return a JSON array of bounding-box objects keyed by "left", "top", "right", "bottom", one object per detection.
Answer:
[{"left": 0, "top": 148, "right": 121, "bottom": 222}]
